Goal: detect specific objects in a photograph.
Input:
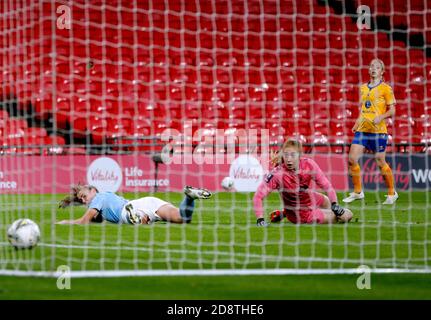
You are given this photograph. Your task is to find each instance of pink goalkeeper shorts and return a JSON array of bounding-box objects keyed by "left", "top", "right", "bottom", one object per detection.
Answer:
[{"left": 284, "top": 192, "right": 326, "bottom": 224}]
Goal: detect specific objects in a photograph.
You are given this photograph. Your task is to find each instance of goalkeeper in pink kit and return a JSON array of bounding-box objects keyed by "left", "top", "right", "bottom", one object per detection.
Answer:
[{"left": 253, "top": 139, "right": 353, "bottom": 226}]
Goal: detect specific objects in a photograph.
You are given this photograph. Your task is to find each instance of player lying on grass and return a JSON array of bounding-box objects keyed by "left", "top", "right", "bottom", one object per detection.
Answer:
[
  {"left": 253, "top": 138, "right": 353, "bottom": 226},
  {"left": 57, "top": 184, "right": 212, "bottom": 225}
]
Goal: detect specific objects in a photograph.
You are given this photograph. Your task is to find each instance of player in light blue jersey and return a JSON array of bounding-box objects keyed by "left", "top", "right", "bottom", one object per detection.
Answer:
[{"left": 57, "top": 184, "right": 212, "bottom": 225}]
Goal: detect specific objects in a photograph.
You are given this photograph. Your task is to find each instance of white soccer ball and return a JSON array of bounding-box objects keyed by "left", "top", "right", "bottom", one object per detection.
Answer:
[
  {"left": 221, "top": 176, "right": 234, "bottom": 190},
  {"left": 7, "top": 219, "right": 41, "bottom": 249}
]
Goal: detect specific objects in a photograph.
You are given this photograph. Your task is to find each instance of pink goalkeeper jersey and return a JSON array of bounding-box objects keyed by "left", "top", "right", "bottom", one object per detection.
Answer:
[{"left": 253, "top": 157, "right": 338, "bottom": 218}]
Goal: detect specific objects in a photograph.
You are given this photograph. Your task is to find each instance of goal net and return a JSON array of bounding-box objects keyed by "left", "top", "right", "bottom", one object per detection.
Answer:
[{"left": 0, "top": 0, "right": 430, "bottom": 277}]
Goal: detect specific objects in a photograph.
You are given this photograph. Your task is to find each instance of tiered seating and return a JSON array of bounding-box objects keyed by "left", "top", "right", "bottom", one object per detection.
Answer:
[
  {"left": 0, "top": 0, "right": 429, "bottom": 154},
  {"left": 357, "top": 0, "right": 429, "bottom": 47},
  {"left": 0, "top": 110, "right": 66, "bottom": 155}
]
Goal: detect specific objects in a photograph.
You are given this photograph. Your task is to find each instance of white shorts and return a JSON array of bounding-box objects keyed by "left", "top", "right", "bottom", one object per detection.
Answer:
[{"left": 120, "top": 197, "right": 170, "bottom": 224}]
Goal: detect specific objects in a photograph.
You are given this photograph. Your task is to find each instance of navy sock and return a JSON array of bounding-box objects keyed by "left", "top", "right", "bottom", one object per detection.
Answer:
[{"left": 179, "top": 195, "right": 195, "bottom": 223}]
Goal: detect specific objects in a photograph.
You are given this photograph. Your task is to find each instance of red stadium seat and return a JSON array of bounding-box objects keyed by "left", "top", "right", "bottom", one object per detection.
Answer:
[
  {"left": 296, "top": 69, "right": 311, "bottom": 84},
  {"left": 391, "top": 66, "right": 408, "bottom": 84},
  {"left": 279, "top": 68, "right": 295, "bottom": 84},
  {"left": 313, "top": 86, "right": 330, "bottom": 102},
  {"left": 248, "top": 87, "right": 264, "bottom": 102},
  {"left": 296, "top": 52, "right": 311, "bottom": 66},
  {"left": 278, "top": 51, "right": 294, "bottom": 67},
  {"left": 248, "top": 69, "right": 264, "bottom": 84},
  {"left": 0, "top": 125, "right": 25, "bottom": 139},
  {"left": 72, "top": 116, "right": 108, "bottom": 139},
  {"left": 330, "top": 104, "right": 355, "bottom": 121},
  {"left": 128, "top": 115, "right": 153, "bottom": 133},
  {"left": 0, "top": 137, "right": 43, "bottom": 155},
  {"left": 232, "top": 87, "right": 247, "bottom": 102},
  {"left": 392, "top": 48, "right": 408, "bottom": 65},
  {"left": 0, "top": 110, "right": 9, "bottom": 120},
  {"left": 408, "top": 14, "right": 425, "bottom": 31},
  {"left": 249, "top": 104, "right": 264, "bottom": 120},
  {"left": 409, "top": 49, "right": 426, "bottom": 66}
]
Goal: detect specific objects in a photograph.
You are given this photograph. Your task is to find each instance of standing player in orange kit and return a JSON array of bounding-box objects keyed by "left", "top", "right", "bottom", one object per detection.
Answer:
[{"left": 343, "top": 58, "right": 398, "bottom": 205}]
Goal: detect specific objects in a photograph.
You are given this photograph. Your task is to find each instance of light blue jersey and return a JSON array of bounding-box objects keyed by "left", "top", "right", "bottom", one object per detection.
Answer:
[{"left": 88, "top": 192, "right": 128, "bottom": 224}]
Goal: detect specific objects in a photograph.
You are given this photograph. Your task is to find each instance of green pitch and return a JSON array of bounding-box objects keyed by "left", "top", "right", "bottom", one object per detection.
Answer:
[{"left": 0, "top": 191, "right": 430, "bottom": 299}]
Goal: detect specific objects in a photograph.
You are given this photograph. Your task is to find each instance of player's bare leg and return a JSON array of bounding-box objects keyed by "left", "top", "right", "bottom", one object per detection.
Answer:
[
  {"left": 320, "top": 208, "right": 353, "bottom": 224},
  {"left": 343, "top": 144, "right": 365, "bottom": 203},
  {"left": 375, "top": 152, "right": 398, "bottom": 204},
  {"left": 316, "top": 193, "right": 353, "bottom": 223},
  {"left": 337, "top": 208, "right": 353, "bottom": 223},
  {"left": 319, "top": 194, "right": 331, "bottom": 209},
  {"left": 175, "top": 186, "right": 212, "bottom": 223},
  {"left": 156, "top": 204, "right": 184, "bottom": 223}
]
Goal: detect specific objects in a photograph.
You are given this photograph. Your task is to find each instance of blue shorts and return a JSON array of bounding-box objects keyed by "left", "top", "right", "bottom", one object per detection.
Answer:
[{"left": 351, "top": 132, "right": 388, "bottom": 153}]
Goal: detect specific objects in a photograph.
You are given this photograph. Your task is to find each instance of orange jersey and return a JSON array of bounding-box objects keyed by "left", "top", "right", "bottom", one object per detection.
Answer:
[{"left": 357, "top": 81, "right": 396, "bottom": 134}]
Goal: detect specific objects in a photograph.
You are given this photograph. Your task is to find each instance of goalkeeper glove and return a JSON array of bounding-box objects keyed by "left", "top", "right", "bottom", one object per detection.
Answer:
[
  {"left": 269, "top": 210, "right": 284, "bottom": 223},
  {"left": 331, "top": 202, "right": 345, "bottom": 217},
  {"left": 257, "top": 218, "right": 269, "bottom": 227}
]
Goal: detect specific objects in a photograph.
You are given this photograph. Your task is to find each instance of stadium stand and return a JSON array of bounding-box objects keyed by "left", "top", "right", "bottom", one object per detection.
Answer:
[{"left": 0, "top": 0, "right": 429, "bottom": 155}]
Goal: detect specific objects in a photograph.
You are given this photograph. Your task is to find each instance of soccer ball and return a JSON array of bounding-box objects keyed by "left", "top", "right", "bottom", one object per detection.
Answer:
[
  {"left": 221, "top": 176, "right": 234, "bottom": 190},
  {"left": 7, "top": 219, "right": 41, "bottom": 249}
]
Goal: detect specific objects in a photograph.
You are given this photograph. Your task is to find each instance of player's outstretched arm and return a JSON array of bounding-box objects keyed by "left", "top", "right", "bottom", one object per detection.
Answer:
[
  {"left": 310, "top": 160, "right": 338, "bottom": 204},
  {"left": 57, "top": 208, "right": 99, "bottom": 225},
  {"left": 253, "top": 181, "right": 274, "bottom": 227},
  {"left": 309, "top": 159, "right": 353, "bottom": 222}
]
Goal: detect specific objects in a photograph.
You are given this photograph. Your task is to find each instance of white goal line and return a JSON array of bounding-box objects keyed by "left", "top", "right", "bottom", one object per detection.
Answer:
[{"left": 0, "top": 268, "right": 431, "bottom": 278}]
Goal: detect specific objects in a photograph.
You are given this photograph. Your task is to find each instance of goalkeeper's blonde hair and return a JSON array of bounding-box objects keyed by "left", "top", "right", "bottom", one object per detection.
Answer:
[{"left": 270, "top": 138, "right": 303, "bottom": 166}]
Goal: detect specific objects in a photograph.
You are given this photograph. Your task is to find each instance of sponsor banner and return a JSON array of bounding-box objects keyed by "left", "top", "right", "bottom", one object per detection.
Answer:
[
  {"left": 229, "top": 155, "right": 264, "bottom": 192},
  {"left": 6, "top": 154, "right": 428, "bottom": 194},
  {"left": 357, "top": 154, "right": 431, "bottom": 191},
  {"left": 0, "top": 154, "right": 350, "bottom": 194},
  {"left": 87, "top": 157, "right": 123, "bottom": 192},
  {"left": 0, "top": 155, "right": 230, "bottom": 194}
]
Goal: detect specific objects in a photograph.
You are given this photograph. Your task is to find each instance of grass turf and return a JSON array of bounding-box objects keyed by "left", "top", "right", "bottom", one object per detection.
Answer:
[
  {"left": 0, "top": 191, "right": 430, "bottom": 299},
  {"left": 1, "top": 274, "right": 431, "bottom": 300}
]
